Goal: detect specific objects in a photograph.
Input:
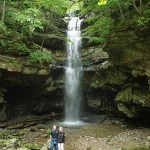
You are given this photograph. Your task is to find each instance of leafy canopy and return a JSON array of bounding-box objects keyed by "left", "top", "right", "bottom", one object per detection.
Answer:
[
  {"left": 0, "top": 0, "right": 72, "bottom": 63},
  {"left": 79, "top": 0, "right": 150, "bottom": 45},
  {"left": 98, "top": 0, "right": 107, "bottom": 6}
]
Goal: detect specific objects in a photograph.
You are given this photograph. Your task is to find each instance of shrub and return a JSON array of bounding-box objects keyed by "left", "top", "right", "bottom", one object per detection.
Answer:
[{"left": 29, "top": 50, "right": 53, "bottom": 64}]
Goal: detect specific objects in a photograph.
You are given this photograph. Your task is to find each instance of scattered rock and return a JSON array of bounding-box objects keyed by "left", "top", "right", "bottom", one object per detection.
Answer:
[
  {"left": 73, "top": 128, "right": 148, "bottom": 150},
  {"left": 121, "top": 124, "right": 127, "bottom": 128},
  {"left": 29, "top": 127, "right": 38, "bottom": 132},
  {"left": 41, "top": 134, "right": 48, "bottom": 138},
  {"left": 145, "top": 141, "right": 150, "bottom": 149},
  {"left": 36, "top": 124, "right": 47, "bottom": 129},
  {"left": 147, "top": 136, "right": 150, "bottom": 141},
  {"left": 50, "top": 112, "right": 56, "bottom": 118}
]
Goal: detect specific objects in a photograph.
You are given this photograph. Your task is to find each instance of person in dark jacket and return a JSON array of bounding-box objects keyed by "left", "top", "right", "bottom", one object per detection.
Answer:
[
  {"left": 50, "top": 125, "right": 58, "bottom": 150},
  {"left": 58, "top": 127, "right": 65, "bottom": 150}
]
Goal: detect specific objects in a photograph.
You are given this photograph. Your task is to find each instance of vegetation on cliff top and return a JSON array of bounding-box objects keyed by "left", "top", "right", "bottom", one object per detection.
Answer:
[
  {"left": 79, "top": 0, "right": 150, "bottom": 45},
  {"left": 0, "top": 0, "right": 150, "bottom": 63},
  {"left": 0, "top": 0, "right": 71, "bottom": 63}
]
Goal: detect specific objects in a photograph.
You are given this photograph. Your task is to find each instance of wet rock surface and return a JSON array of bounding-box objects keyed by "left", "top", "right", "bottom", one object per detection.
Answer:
[
  {"left": 0, "top": 54, "right": 65, "bottom": 122},
  {"left": 103, "top": 29, "right": 150, "bottom": 118},
  {"left": 0, "top": 26, "right": 150, "bottom": 122},
  {"left": 33, "top": 32, "right": 65, "bottom": 50}
]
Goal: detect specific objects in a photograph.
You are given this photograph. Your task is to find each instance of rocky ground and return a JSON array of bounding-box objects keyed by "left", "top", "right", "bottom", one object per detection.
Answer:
[{"left": 0, "top": 117, "right": 150, "bottom": 150}]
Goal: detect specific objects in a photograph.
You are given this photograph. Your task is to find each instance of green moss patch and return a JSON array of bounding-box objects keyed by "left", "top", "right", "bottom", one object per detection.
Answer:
[{"left": 23, "top": 143, "right": 43, "bottom": 150}]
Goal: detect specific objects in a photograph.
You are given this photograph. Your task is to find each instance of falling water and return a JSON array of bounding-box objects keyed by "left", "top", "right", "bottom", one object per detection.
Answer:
[{"left": 64, "top": 16, "right": 83, "bottom": 124}]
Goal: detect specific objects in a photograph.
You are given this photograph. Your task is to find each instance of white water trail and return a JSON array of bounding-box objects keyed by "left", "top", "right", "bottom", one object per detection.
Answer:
[{"left": 64, "top": 17, "right": 83, "bottom": 125}]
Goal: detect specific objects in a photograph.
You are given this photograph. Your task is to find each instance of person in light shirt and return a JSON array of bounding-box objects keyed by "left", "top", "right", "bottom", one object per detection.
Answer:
[{"left": 57, "top": 127, "right": 65, "bottom": 150}]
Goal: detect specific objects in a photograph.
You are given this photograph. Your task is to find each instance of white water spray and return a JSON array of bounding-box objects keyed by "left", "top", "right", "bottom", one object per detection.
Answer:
[{"left": 64, "top": 16, "right": 83, "bottom": 124}]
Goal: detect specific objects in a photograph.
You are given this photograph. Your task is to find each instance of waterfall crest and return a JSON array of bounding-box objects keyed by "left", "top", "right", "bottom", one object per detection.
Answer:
[{"left": 64, "top": 16, "right": 83, "bottom": 124}]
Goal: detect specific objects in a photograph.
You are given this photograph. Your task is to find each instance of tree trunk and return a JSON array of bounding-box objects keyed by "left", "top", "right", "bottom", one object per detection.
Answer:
[
  {"left": 2, "top": 0, "right": 6, "bottom": 22},
  {"left": 140, "top": 0, "right": 143, "bottom": 13},
  {"left": 132, "top": 0, "right": 141, "bottom": 14},
  {"left": 41, "top": 37, "right": 45, "bottom": 47},
  {"left": 118, "top": 4, "right": 125, "bottom": 20},
  {"left": 20, "top": 0, "right": 24, "bottom": 11}
]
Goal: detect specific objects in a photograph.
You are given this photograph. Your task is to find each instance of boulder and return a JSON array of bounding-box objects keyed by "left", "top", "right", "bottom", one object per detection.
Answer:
[{"left": 0, "top": 104, "right": 8, "bottom": 122}]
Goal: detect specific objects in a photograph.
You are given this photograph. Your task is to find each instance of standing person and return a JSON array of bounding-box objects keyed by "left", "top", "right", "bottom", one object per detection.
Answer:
[
  {"left": 58, "top": 127, "right": 65, "bottom": 150},
  {"left": 50, "top": 125, "right": 58, "bottom": 150}
]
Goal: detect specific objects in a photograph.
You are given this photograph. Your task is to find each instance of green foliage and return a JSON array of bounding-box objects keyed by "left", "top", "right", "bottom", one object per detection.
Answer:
[
  {"left": 23, "top": 142, "right": 42, "bottom": 149},
  {"left": 135, "top": 8, "right": 150, "bottom": 28},
  {"left": 35, "top": 0, "right": 69, "bottom": 16},
  {"left": 1, "top": 0, "right": 149, "bottom": 59},
  {"left": 29, "top": 50, "right": 53, "bottom": 64},
  {"left": 13, "top": 8, "right": 43, "bottom": 34},
  {"left": 0, "top": 30, "right": 30, "bottom": 56},
  {"left": 67, "top": 1, "right": 83, "bottom": 14},
  {"left": 0, "top": 0, "right": 70, "bottom": 62},
  {"left": 84, "top": 16, "right": 114, "bottom": 44},
  {"left": 79, "top": 0, "right": 150, "bottom": 45},
  {"left": 9, "top": 43, "right": 30, "bottom": 55},
  {"left": 106, "top": 0, "right": 131, "bottom": 13},
  {"left": 80, "top": 1, "right": 114, "bottom": 45},
  {"left": 0, "top": 21, "right": 7, "bottom": 35},
  {"left": 3, "top": 0, "right": 71, "bottom": 39},
  {"left": 0, "top": 41, "right": 30, "bottom": 56}
]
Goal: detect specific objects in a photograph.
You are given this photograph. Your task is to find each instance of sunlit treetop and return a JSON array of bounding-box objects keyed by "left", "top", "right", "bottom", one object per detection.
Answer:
[
  {"left": 98, "top": 0, "right": 107, "bottom": 6},
  {"left": 67, "top": 1, "right": 83, "bottom": 14}
]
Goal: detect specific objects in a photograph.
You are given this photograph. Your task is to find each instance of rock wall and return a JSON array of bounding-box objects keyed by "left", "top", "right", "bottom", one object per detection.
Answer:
[
  {"left": 0, "top": 23, "right": 150, "bottom": 123},
  {"left": 103, "top": 28, "right": 150, "bottom": 118},
  {"left": 80, "top": 28, "right": 150, "bottom": 118},
  {"left": 0, "top": 55, "right": 65, "bottom": 122}
]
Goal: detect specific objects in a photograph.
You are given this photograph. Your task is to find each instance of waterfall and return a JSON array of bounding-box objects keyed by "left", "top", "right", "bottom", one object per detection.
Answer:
[{"left": 64, "top": 16, "right": 83, "bottom": 124}]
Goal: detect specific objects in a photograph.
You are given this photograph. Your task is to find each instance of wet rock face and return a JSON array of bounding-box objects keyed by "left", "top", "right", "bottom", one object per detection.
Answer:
[
  {"left": 0, "top": 26, "right": 150, "bottom": 122},
  {"left": 5, "top": 87, "right": 63, "bottom": 117},
  {"left": 0, "top": 55, "right": 65, "bottom": 122},
  {"left": 103, "top": 29, "right": 150, "bottom": 118},
  {"left": 81, "top": 47, "right": 121, "bottom": 115},
  {"left": 0, "top": 80, "right": 64, "bottom": 122},
  {"left": 32, "top": 17, "right": 66, "bottom": 50},
  {"left": 114, "top": 80, "right": 150, "bottom": 118},
  {"left": 86, "top": 89, "right": 118, "bottom": 115},
  {"left": 81, "top": 28, "right": 150, "bottom": 118},
  {"left": 0, "top": 88, "right": 8, "bottom": 122},
  {"left": 33, "top": 32, "right": 65, "bottom": 50}
]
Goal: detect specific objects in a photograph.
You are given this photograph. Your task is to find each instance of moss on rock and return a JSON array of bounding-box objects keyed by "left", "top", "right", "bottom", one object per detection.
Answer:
[
  {"left": 0, "top": 139, "right": 6, "bottom": 148},
  {"left": 117, "top": 103, "right": 136, "bottom": 118},
  {"left": 116, "top": 87, "right": 150, "bottom": 107},
  {"left": 90, "top": 67, "right": 128, "bottom": 89},
  {"left": 23, "top": 143, "right": 42, "bottom": 150}
]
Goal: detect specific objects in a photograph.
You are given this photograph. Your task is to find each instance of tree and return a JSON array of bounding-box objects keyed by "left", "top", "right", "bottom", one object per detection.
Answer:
[
  {"left": 13, "top": 8, "right": 44, "bottom": 35},
  {"left": 1, "top": 0, "right": 6, "bottom": 22},
  {"left": 0, "top": 0, "right": 72, "bottom": 60},
  {"left": 78, "top": 0, "right": 149, "bottom": 46},
  {"left": 132, "top": 0, "right": 143, "bottom": 14}
]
